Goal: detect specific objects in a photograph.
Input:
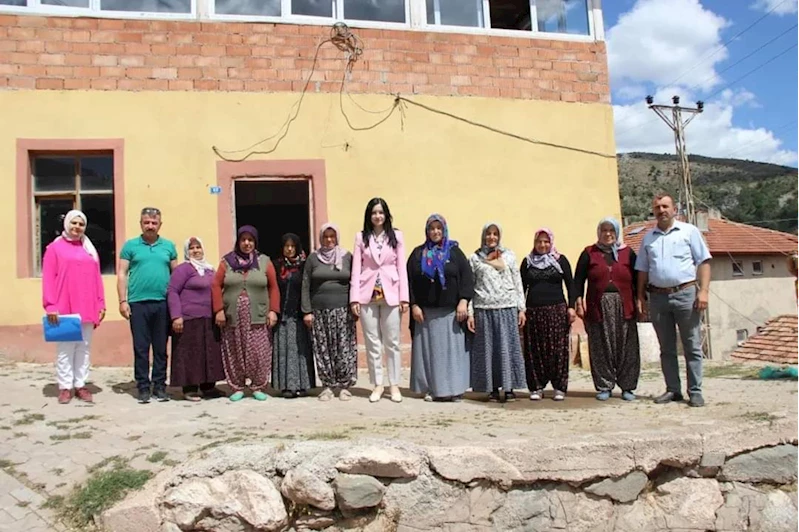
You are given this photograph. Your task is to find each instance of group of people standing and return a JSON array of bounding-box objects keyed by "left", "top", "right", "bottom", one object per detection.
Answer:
[{"left": 42, "top": 192, "right": 712, "bottom": 408}]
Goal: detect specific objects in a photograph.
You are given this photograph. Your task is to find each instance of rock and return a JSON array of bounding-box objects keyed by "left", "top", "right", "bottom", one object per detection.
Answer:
[
  {"left": 427, "top": 447, "right": 522, "bottom": 488},
  {"left": 552, "top": 488, "right": 616, "bottom": 532},
  {"left": 333, "top": 474, "right": 385, "bottom": 511},
  {"left": 633, "top": 433, "right": 704, "bottom": 472},
  {"left": 756, "top": 489, "right": 798, "bottom": 532},
  {"left": 490, "top": 488, "right": 551, "bottom": 531},
  {"left": 614, "top": 494, "right": 668, "bottom": 532},
  {"left": 720, "top": 445, "right": 798, "bottom": 484},
  {"left": 584, "top": 471, "right": 648, "bottom": 503},
  {"left": 99, "top": 470, "right": 171, "bottom": 532},
  {"left": 656, "top": 477, "right": 723, "bottom": 530},
  {"left": 336, "top": 445, "right": 424, "bottom": 478},
  {"left": 161, "top": 470, "right": 288, "bottom": 532},
  {"left": 294, "top": 509, "right": 336, "bottom": 530},
  {"left": 170, "top": 444, "right": 278, "bottom": 482},
  {"left": 698, "top": 452, "right": 726, "bottom": 477},
  {"left": 703, "top": 420, "right": 798, "bottom": 457},
  {"left": 383, "top": 471, "right": 466, "bottom": 529},
  {"left": 275, "top": 441, "right": 352, "bottom": 482},
  {"left": 280, "top": 467, "right": 336, "bottom": 511}
]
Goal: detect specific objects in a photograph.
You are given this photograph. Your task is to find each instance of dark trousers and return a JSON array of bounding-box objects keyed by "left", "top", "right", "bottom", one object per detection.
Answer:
[{"left": 130, "top": 300, "right": 169, "bottom": 392}]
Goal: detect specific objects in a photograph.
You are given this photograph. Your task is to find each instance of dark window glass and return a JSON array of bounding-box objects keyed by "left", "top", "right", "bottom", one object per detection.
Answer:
[
  {"left": 100, "top": 0, "right": 191, "bottom": 13},
  {"left": 38, "top": 198, "right": 75, "bottom": 270},
  {"left": 344, "top": 0, "right": 405, "bottom": 23},
  {"left": 216, "top": 0, "right": 280, "bottom": 15},
  {"left": 81, "top": 194, "right": 116, "bottom": 274},
  {"left": 292, "top": 0, "right": 332, "bottom": 17},
  {"left": 42, "top": 0, "right": 89, "bottom": 6},
  {"left": 33, "top": 156, "right": 76, "bottom": 192},
  {"left": 536, "top": 0, "right": 589, "bottom": 35},
  {"left": 80, "top": 155, "right": 114, "bottom": 191}
]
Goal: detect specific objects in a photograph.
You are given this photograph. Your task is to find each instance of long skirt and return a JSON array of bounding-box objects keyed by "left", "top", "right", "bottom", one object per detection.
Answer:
[
  {"left": 272, "top": 316, "right": 316, "bottom": 392},
  {"left": 523, "top": 302, "right": 571, "bottom": 392},
  {"left": 586, "top": 292, "right": 641, "bottom": 392},
  {"left": 410, "top": 307, "right": 470, "bottom": 397},
  {"left": 311, "top": 306, "right": 358, "bottom": 389},
  {"left": 470, "top": 307, "right": 526, "bottom": 393},
  {"left": 221, "top": 294, "right": 272, "bottom": 392},
  {"left": 170, "top": 317, "right": 225, "bottom": 388}
]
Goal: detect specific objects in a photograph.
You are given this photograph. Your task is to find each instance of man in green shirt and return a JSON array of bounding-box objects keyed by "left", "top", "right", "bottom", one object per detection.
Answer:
[{"left": 117, "top": 207, "right": 178, "bottom": 404}]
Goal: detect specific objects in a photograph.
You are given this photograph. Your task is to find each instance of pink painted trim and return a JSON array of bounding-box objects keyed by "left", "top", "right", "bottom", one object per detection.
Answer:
[
  {"left": 216, "top": 160, "right": 328, "bottom": 256},
  {"left": 15, "top": 139, "right": 125, "bottom": 278}
]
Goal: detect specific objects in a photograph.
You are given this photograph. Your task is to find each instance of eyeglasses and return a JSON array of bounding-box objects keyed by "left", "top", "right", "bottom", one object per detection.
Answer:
[{"left": 141, "top": 207, "right": 161, "bottom": 216}]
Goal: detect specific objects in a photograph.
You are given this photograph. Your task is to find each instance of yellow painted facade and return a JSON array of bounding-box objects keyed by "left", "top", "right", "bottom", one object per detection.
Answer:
[{"left": 0, "top": 90, "right": 619, "bottom": 328}]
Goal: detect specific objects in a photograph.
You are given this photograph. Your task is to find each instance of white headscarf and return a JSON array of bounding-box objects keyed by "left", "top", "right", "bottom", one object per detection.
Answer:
[
  {"left": 62, "top": 210, "right": 99, "bottom": 263},
  {"left": 184, "top": 236, "right": 214, "bottom": 276}
]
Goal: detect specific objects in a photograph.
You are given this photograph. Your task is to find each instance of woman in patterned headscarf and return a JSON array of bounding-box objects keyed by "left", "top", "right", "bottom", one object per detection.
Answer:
[
  {"left": 272, "top": 233, "right": 315, "bottom": 399},
  {"left": 574, "top": 217, "right": 640, "bottom": 402},
  {"left": 467, "top": 222, "right": 527, "bottom": 402},
  {"left": 407, "top": 214, "right": 473, "bottom": 402},
  {"left": 301, "top": 223, "right": 358, "bottom": 401},
  {"left": 211, "top": 225, "right": 281, "bottom": 402},
  {"left": 521, "top": 228, "right": 576, "bottom": 402}
]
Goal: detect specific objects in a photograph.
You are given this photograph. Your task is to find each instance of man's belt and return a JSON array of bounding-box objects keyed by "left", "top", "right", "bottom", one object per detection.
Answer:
[{"left": 646, "top": 281, "right": 696, "bottom": 294}]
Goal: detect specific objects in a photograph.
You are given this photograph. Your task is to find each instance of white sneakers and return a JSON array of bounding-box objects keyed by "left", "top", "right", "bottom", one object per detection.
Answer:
[{"left": 368, "top": 385, "right": 403, "bottom": 403}]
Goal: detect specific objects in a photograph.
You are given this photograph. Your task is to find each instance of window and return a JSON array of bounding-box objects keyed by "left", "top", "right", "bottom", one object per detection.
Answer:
[
  {"left": 32, "top": 154, "right": 116, "bottom": 275},
  {"left": 215, "top": 0, "right": 280, "bottom": 16},
  {"left": 732, "top": 260, "right": 743, "bottom": 277},
  {"left": 42, "top": 0, "right": 88, "bottom": 5},
  {"left": 343, "top": 0, "right": 405, "bottom": 23},
  {"left": 736, "top": 329, "right": 748, "bottom": 346},
  {"left": 426, "top": 0, "right": 589, "bottom": 34},
  {"left": 752, "top": 261, "right": 763, "bottom": 276},
  {"left": 101, "top": 0, "right": 191, "bottom": 13},
  {"left": 0, "top": 0, "right": 25, "bottom": 4}
]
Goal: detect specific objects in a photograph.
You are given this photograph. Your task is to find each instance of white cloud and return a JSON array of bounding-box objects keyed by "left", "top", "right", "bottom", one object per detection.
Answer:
[
  {"left": 751, "top": 0, "right": 798, "bottom": 15},
  {"left": 607, "top": 0, "right": 729, "bottom": 91},
  {"left": 608, "top": 0, "right": 796, "bottom": 166},
  {"left": 614, "top": 88, "right": 797, "bottom": 165}
]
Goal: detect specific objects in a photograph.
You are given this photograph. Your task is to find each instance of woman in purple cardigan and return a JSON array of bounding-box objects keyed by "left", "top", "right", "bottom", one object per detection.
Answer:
[{"left": 167, "top": 237, "right": 225, "bottom": 401}]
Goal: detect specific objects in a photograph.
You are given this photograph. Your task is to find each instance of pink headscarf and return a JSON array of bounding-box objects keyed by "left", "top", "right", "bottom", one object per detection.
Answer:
[{"left": 526, "top": 227, "right": 562, "bottom": 273}]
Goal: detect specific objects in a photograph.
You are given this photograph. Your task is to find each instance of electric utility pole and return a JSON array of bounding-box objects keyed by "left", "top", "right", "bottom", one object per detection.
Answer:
[{"left": 645, "top": 95, "right": 711, "bottom": 357}]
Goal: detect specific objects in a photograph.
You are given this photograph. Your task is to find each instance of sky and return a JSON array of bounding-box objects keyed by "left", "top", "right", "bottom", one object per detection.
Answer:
[{"left": 604, "top": 0, "right": 798, "bottom": 167}]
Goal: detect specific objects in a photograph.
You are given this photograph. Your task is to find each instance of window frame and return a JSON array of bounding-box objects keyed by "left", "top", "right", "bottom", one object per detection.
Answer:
[
  {"left": 732, "top": 260, "right": 744, "bottom": 277},
  {"left": 736, "top": 328, "right": 749, "bottom": 346},
  {"left": 16, "top": 139, "right": 125, "bottom": 280},
  {"left": 1, "top": 0, "right": 601, "bottom": 42},
  {"left": 31, "top": 153, "right": 116, "bottom": 276},
  {"left": 752, "top": 260, "right": 763, "bottom": 276}
]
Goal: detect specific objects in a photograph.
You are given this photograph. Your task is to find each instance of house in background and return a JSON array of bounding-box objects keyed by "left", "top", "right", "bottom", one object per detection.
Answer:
[
  {"left": 0, "top": 0, "right": 618, "bottom": 365},
  {"left": 731, "top": 314, "right": 797, "bottom": 366},
  {"left": 624, "top": 210, "right": 798, "bottom": 359}
]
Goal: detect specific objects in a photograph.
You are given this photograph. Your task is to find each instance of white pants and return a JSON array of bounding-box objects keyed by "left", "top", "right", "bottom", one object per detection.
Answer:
[
  {"left": 361, "top": 300, "right": 402, "bottom": 386},
  {"left": 56, "top": 323, "right": 93, "bottom": 390}
]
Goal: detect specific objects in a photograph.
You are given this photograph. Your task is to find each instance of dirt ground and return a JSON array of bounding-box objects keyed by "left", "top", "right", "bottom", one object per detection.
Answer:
[{"left": 0, "top": 355, "right": 796, "bottom": 530}]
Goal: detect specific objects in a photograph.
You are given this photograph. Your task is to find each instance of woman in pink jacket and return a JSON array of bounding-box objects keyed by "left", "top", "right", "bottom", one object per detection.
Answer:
[
  {"left": 350, "top": 198, "right": 409, "bottom": 403},
  {"left": 42, "top": 210, "right": 106, "bottom": 404}
]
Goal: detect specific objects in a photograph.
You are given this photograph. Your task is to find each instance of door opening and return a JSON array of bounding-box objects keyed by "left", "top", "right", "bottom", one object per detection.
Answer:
[{"left": 233, "top": 179, "right": 312, "bottom": 260}]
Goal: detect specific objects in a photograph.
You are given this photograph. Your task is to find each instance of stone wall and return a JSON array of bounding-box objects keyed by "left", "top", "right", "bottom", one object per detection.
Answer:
[{"left": 102, "top": 423, "right": 798, "bottom": 532}]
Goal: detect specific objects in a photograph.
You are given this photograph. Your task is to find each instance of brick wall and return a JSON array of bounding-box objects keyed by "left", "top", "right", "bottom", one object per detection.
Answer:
[{"left": 0, "top": 14, "right": 609, "bottom": 103}]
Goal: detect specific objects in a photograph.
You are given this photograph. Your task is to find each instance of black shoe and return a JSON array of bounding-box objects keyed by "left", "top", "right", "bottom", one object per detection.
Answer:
[
  {"left": 153, "top": 387, "right": 170, "bottom": 402},
  {"left": 202, "top": 388, "right": 224, "bottom": 400},
  {"left": 451, "top": 394, "right": 463, "bottom": 403},
  {"left": 505, "top": 391, "right": 517, "bottom": 402},
  {"left": 138, "top": 389, "right": 151, "bottom": 404},
  {"left": 488, "top": 391, "right": 500, "bottom": 402},
  {"left": 281, "top": 390, "right": 295, "bottom": 399},
  {"left": 654, "top": 391, "right": 684, "bottom": 404},
  {"left": 296, "top": 389, "right": 309, "bottom": 398},
  {"left": 689, "top": 394, "right": 705, "bottom": 407}
]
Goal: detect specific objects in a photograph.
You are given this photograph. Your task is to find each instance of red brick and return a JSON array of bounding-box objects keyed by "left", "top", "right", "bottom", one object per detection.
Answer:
[
  {"left": 0, "top": 15, "right": 19, "bottom": 26},
  {"left": 8, "top": 27, "right": 35, "bottom": 40},
  {"left": 72, "top": 18, "right": 98, "bottom": 30},
  {"left": 64, "top": 54, "right": 94, "bottom": 66},
  {"left": 63, "top": 77, "right": 91, "bottom": 89},
  {"left": 119, "top": 56, "right": 145, "bottom": 67},
  {"left": 8, "top": 77, "right": 35, "bottom": 89},
  {"left": 90, "top": 30, "right": 117, "bottom": 43},
  {"left": 151, "top": 44, "right": 176, "bottom": 55},
  {"left": 10, "top": 52, "right": 37, "bottom": 64},
  {"left": 45, "top": 41, "right": 71, "bottom": 53},
  {"left": 143, "top": 79, "right": 169, "bottom": 90},
  {"left": 175, "top": 44, "right": 201, "bottom": 55},
  {"left": 38, "top": 54, "right": 65, "bottom": 66},
  {"left": 579, "top": 92, "right": 600, "bottom": 102},
  {"left": 0, "top": 63, "right": 14, "bottom": 75},
  {"left": 72, "top": 42, "right": 101, "bottom": 54},
  {"left": 142, "top": 32, "right": 168, "bottom": 44},
  {"left": 169, "top": 55, "right": 196, "bottom": 67},
  {"left": 125, "top": 67, "right": 151, "bottom": 79},
  {"left": 144, "top": 55, "right": 170, "bottom": 67},
  {"left": 194, "top": 56, "right": 220, "bottom": 67},
  {"left": 36, "top": 78, "right": 65, "bottom": 89},
  {"left": 92, "top": 55, "right": 118, "bottom": 67},
  {"left": 168, "top": 32, "right": 193, "bottom": 44},
  {"left": 200, "top": 45, "right": 226, "bottom": 57},
  {"left": 45, "top": 65, "right": 72, "bottom": 77},
  {"left": 553, "top": 61, "right": 572, "bottom": 72},
  {"left": 34, "top": 28, "right": 61, "bottom": 41},
  {"left": 64, "top": 30, "right": 90, "bottom": 42},
  {"left": 98, "top": 43, "right": 125, "bottom": 54},
  {"left": 195, "top": 32, "right": 227, "bottom": 45},
  {"left": 117, "top": 32, "right": 143, "bottom": 43},
  {"left": 74, "top": 66, "right": 100, "bottom": 78},
  {"left": 117, "top": 78, "right": 145, "bottom": 90},
  {"left": 219, "top": 79, "right": 245, "bottom": 91},
  {"left": 18, "top": 65, "right": 47, "bottom": 77},
  {"left": 245, "top": 57, "right": 271, "bottom": 69},
  {"left": 98, "top": 19, "right": 126, "bottom": 30},
  {"left": 17, "top": 40, "right": 44, "bottom": 53},
  {"left": 498, "top": 67, "right": 519, "bottom": 78},
  {"left": 168, "top": 79, "right": 193, "bottom": 90},
  {"left": 220, "top": 56, "right": 245, "bottom": 68},
  {"left": 193, "top": 79, "right": 219, "bottom": 90},
  {"left": 267, "top": 81, "right": 292, "bottom": 91},
  {"left": 450, "top": 75, "right": 470, "bottom": 86},
  {"left": 100, "top": 66, "right": 125, "bottom": 78}
]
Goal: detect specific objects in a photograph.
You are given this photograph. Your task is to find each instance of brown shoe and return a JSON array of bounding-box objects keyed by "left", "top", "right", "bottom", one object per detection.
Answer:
[
  {"left": 75, "top": 387, "right": 93, "bottom": 403},
  {"left": 58, "top": 389, "right": 73, "bottom": 404}
]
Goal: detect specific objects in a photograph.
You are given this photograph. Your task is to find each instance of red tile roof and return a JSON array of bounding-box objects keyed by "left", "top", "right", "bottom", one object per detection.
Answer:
[
  {"left": 730, "top": 314, "right": 798, "bottom": 365},
  {"left": 623, "top": 218, "right": 798, "bottom": 256}
]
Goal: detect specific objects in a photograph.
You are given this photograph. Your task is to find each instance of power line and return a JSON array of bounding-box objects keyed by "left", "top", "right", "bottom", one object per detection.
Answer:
[{"left": 709, "top": 286, "right": 763, "bottom": 328}]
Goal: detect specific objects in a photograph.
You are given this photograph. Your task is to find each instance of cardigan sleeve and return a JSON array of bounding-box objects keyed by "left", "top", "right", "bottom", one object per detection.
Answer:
[
  {"left": 300, "top": 255, "right": 313, "bottom": 315},
  {"left": 560, "top": 256, "right": 577, "bottom": 307},
  {"left": 573, "top": 249, "right": 590, "bottom": 302},
  {"left": 407, "top": 246, "right": 421, "bottom": 307},
  {"left": 167, "top": 264, "right": 190, "bottom": 320},
  {"left": 396, "top": 231, "right": 410, "bottom": 304},
  {"left": 266, "top": 261, "right": 281, "bottom": 315},
  {"left": 509, "top": 252, "right": 525, "bottom": 311},
  {"left": 211, "top": 261, "right": 227, "bottom": 315},
  {"left": 349, "top": 234, "right": 362, "bottom": 304},
  {"left": 453, "top": 247, "right": 474, "bottom": 302}
]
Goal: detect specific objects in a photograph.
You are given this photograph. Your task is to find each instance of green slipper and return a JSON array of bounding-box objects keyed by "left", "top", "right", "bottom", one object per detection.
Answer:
[
  {"left": 229, "top": 391, "right": 245, "bottom": 402},
  {"left": 252, "top": 391, "right": 268, "bottom": 401}
]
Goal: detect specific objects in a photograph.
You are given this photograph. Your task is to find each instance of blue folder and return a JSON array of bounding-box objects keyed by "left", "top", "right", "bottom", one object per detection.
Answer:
[{"left": 42, "top": 314, "right": 83, "bottom": 343}]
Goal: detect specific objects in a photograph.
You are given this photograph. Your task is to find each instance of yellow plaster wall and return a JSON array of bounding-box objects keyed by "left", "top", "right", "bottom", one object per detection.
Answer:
[{"left": 0, "top": 90, "right": 619, "bottom": 326}]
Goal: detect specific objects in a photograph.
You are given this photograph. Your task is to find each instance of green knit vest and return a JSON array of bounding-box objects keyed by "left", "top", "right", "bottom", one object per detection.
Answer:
[{"left": 222, "top": 255, "right": 271, "bottom": 327}]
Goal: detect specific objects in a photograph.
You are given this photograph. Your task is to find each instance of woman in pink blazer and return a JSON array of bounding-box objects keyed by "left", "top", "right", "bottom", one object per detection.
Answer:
[{"left": 350, "top": 198, "right": 410, "bottom": 403}]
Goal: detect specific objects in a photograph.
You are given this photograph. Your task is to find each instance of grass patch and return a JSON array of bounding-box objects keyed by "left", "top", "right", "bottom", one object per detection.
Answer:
[
  {"left": 11, "top": 432, "right": 26, "bottom": 439},
  {"left": 0, "top": 425, "right": 11, "bottom": 431},
  {"left": 13, "top": 413, "right": 44, "bottom": 426},
  {"left": 12, "top": 409, "right": 29, "bottom": 414},
  {"left": 304, "top": 430, "right": 349, "bottom": 441},
  {"left": 16, "top": 501, "right": 30, "bottom": 508},
  {"left": 0, "top": 459, "right": 14, "bottom": 469},
  {"left": 87, "top": 456, "right": 127, "bottom": 474},
  {"left": 51, "top": 465, "right": 152, "bottom": 528},
  {"left": 124, "top": 435, "right": 142, "bottom": 442},
  {"left": 49, "top": 432, "right": 92, "bottom": 442},
  {"left": 146, "top": 451, "right": 168, "bottom": 463},
  {"left": 161, "top": 459, "right": 180, "bottom": 467},
  {"left": 50, "top": 468, "right": 65, "bottom": 476},
  {"left": 197, "top": 436, "right": 244, "bottom": 452},
  {"left": 703, "top": 364, "right": 760, "bottom": 379},
  {"left": 736, "top": 411, "right": 781, "bottom": 424}
]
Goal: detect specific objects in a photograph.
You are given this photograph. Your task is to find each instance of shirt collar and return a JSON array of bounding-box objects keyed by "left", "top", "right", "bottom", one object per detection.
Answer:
[
  {"left": 139, "top": 235, "right": 162, "bottom": 246},
  {"left": 653, "top": 220, "right": 682, "bottom": 235}
]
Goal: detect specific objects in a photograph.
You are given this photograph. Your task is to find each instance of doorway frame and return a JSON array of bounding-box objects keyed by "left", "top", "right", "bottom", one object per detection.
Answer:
[{"left": 216, "top": 159, "right": 328, "bottom": 256}]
